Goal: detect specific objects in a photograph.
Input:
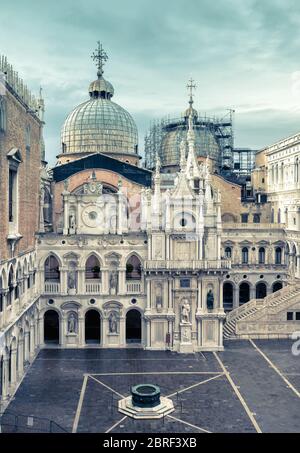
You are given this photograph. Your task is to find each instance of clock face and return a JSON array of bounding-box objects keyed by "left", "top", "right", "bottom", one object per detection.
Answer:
[{"left": 81, "top": 206, "right": 102, "bottom": 228}]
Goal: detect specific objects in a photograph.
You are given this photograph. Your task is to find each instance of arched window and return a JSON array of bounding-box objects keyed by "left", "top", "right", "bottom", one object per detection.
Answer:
[
  {"left": 277, "top": 209, "right": 281, "bottom": 224},
  {"left": 126, "top": 255, "right": 142, "bottom": 280},
  {"left": 44, "top": 256, "right": 60, "bottom": 282},
  {"left": 272, "top": 281, "right": 283, "bottom": 293},
  {"left": 275, "top": 247, "right": 282, "bottom": 265},
  {"left": 85, "top": 255, "right": 101, "bottom": 280},
  {"left": 242, "top": 247, "right": 249, "bottom": 264},
  {"left": 223, "top": 282, "right": 233, "bottom": 311},
  {"left": 259, "top": 247, "right": 265, "bottom": 264},
  {"left": 295, "top": 158, "right": 299, "bottom": 183},
  {"left": 239, "top": 282, "right": 250, "bottom": 305},
  {"left": 7, "top": 267, "right": 14, "bottom": 306},
  {"left": 256, "top": 282, "right": 267, "bottom": 299},
  {"left": 225, "top": 247, "right": 232, "bottom": 258},
  {"left": 271, "top": 209, "right": 274, "bottom": 223}
]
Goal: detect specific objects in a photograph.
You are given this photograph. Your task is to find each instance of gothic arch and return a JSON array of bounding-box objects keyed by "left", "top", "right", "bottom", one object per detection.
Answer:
[
  {"left": 40, "top": 252, "right": 63, "bottom": 268},
  {"left": 80, "top": 251, "right": 103, "bottom": 269}
]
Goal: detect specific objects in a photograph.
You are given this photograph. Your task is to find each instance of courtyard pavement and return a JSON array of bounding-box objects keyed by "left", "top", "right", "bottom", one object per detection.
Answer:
[{"left": 2, "top": 339, "right": 300, "bottom": 433}]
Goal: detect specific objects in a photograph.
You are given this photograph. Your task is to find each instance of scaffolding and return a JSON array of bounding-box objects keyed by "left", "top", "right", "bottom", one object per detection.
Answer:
[{"left": 144, "top": 109, "right": 235, "bottom": 171}]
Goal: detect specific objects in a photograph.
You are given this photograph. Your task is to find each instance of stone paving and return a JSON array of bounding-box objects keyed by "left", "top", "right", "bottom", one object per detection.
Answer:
[{"left": 3, "top": 340, "right": 300, "bottom": 433}]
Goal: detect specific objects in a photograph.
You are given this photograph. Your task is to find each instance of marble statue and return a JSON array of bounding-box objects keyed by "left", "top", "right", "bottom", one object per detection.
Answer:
[
  {"left": 109, "top": 270, "right": 118, "bottom": 294},
  {"left": 68, "top": 270, "right": 76, "bottom": 290},
  {"left": 109, "top": 312, "right": 118, "bottom": 334},
  {"left": 68, "top": 312, "right": 77, "bottom": 334},
  {"left": 181, "top": 298, "right": 191, "bottom": 324},
  {"left": 69, "top": 213, "right": 76, "bottom": 233}
]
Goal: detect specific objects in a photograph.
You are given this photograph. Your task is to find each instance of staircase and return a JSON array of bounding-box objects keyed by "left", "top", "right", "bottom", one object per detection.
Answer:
[{"left": 224, "top": 282, "right": 300, "bottom": 339}]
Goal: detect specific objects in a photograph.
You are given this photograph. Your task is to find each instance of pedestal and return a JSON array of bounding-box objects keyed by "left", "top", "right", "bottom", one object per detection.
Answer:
[
  {"left": 66, "top": 332, "right": 78, "bottom": 346},
  {"left": 178, "top": 323, "right": 194, "bottom": 353}
]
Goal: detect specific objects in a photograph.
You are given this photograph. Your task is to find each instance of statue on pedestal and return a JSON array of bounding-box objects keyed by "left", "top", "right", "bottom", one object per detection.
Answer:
[{"left": 181, "top": 298, "right": 191, "bottom": 324}]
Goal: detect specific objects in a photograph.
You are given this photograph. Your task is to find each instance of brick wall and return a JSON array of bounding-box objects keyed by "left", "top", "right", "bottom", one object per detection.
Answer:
[{"left": 0, "top": 87, "right": 42, "bottom": 261}]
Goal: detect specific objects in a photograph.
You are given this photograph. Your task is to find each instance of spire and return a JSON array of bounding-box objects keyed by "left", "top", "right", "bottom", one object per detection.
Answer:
[
  {"left": 155, "top": 152, "right": 161, "bottom": 176},
  {"left": 180, "top": 140, "right": 187, "bottom": 171},
  {"left": 187, "top": 78, "right": 196, "bottom": 110},
  {"left": 184, "top": 78, "right": 198, "bottom": 120},
  {"left": 91, "top": 41, "right": 108, "bottom": 79}
]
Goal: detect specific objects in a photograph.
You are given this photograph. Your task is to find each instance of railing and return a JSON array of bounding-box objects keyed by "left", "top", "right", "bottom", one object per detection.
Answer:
[
  {"left": 144, "top": 259, "right": 231, "bottom": 271},
  {"left": 223, "top": 223, "right": 286, "bottom": 230},
  {"left": 44, "top": 282, "right": 60, "bottom": 294},
  {"left": 0, "top": 411, "right": 68, "bottom": 433},
  {"left": 126, "top": 281, "right": 142, "bottom": 294},
  {"left": 85, "top": 281, "right": 102, "bottom": 294}
]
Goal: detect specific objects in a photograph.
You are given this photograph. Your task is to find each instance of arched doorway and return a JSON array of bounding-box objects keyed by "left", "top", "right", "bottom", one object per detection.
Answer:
[
  {"left": 223, "top": 282, "right": 233, "bottom": 311},
  {"left": 85, "top": 310, "right": 101, "bottom": 344},
  {"left": 256, "top": 282, "right": 267, "bottom": 299},
  {"left": 239, "top": 282, "right": 250, "bottom": 305},
  {"left": 273, "top": 281, "right": 283, "bottom": 293},
  {"left": 44, "top": 310, "right": 59, "bottom": 344},
  {"left": 126, "top": 309, "right": 142, "bottom": 344}
]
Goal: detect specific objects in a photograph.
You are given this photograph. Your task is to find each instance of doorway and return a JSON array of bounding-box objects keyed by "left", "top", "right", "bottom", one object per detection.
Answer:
[
  {"left": 126, "top": 309, "right": 142, "bottom": 344},
  {"left": 44, "top": 310, "right": 59, "bottom": 344},
  {"left": 85, "top": 310, "right": 101, "bottom": 344}
]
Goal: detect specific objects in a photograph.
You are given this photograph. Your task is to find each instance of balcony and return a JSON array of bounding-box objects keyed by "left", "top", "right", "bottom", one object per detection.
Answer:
[
  {"left": 44, "top": 282, "right": 60, "bottom": 294},
  {"left": 126, "top": 281, "right": 142, "bottom": 294},
  {"left": 85, "top": 281, "right": 102, "bottom": 294},
  {"left": 144, "top": 259, "right": 231, "bottom": 271}
]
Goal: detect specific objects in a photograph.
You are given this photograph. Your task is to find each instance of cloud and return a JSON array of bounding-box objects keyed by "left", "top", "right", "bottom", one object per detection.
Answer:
[{"left": 1, "top": 0, "right": 300, "bottom": 165}]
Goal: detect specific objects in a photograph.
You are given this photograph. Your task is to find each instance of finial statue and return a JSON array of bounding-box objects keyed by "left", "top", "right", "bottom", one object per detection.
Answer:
[
  {"left": 180, "top": 140, "right": 186, "bottom": 169},
  {"left": 91, "top": 41, "right": 108, "bottom": 78},
  {"left": 155, "top": 153, "right": 161, "bottom": 175}
]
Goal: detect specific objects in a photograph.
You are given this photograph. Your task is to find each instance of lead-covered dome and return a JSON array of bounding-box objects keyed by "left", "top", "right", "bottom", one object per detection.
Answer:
[{"left": 60, "top": 43, "right": 138, "bottom": 157}]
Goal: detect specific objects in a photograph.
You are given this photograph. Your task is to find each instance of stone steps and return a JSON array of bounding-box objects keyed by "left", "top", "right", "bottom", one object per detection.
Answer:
[{"left": 224, "top": 283, "right": 300, "bottom": 339}]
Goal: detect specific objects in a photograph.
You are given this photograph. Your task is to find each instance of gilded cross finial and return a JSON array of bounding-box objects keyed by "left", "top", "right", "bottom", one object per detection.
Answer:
[
  {"left": 187, "top": 78, "right": 196, "bottom": 107},
  {"left": 91, "top": 41, "right": 108, "bottom": 78}
]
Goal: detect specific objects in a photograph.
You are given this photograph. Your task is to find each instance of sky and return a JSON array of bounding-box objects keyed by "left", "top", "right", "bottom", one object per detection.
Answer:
[{"left": 1, "top": 0, "right": 300, "bottom": 165}]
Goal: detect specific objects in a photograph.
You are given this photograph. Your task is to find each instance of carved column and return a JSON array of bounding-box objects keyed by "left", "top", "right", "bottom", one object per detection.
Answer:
[
  {"left": 1, "top": 357, "right": 9, "bottom": 401},
  {"left": 17, "top": 340, "right": 24, "bottom": 377}
]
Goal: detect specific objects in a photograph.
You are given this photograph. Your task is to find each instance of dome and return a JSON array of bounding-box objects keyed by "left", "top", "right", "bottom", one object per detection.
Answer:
[
  {"left": 61, "top": 97, "right": 138, "bottom": 155},
  {"left": 161, "top": 120, "right": 220, "bottom": 167}
]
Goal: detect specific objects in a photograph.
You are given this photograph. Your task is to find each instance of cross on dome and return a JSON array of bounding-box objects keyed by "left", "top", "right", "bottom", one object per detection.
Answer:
[{"left": 91, "top": 41, "right": 108, "bottom": 78}]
